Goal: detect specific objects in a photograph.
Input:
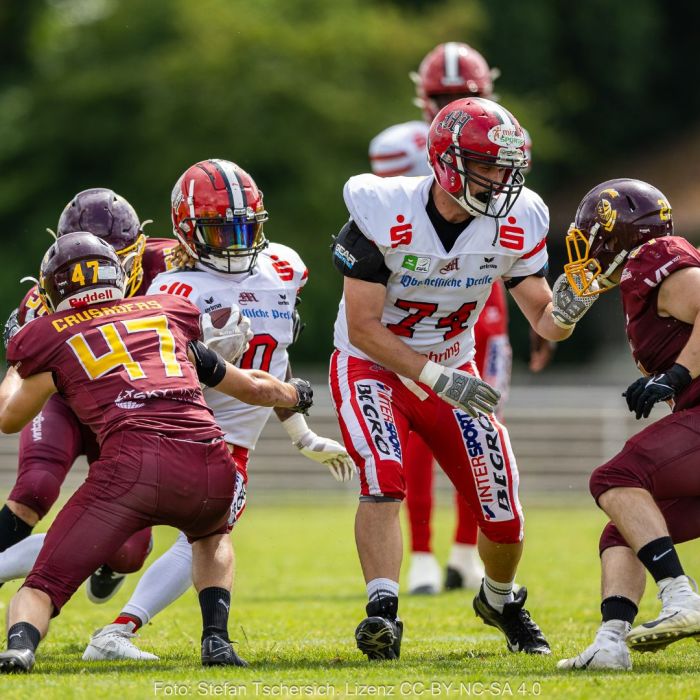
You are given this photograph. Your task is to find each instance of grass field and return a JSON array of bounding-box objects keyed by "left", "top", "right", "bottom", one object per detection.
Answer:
[{"left": 0, "top": 495, "right": 699, "bottom": 699}]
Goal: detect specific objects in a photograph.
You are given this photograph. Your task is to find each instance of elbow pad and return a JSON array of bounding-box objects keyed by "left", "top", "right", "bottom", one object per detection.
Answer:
[
  {"left": 188, "top": 340, "right": 227, "bottom": 387},
  {"left": 331, "top": 220, "right": 390, "bottom": 285}
]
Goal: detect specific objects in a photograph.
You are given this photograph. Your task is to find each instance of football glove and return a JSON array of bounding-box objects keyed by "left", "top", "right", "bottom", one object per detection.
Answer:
[
  {"left": 551, "top": 273, "right": 598, "bottom": 329},
  {"left": 419, "top": 360, "right": 500, "bottom": 418},
  {"left": 623, "top": 363, "right": 692, "bottom": 419},
  {"left": 3, "top": 308, "right": 20, "bottom": 350},
  {"left": 201, "top": 309, "right": 253, "bottom": 364},
  {"left": 282, "top": 414, "right": 354, "bottom": 482}
]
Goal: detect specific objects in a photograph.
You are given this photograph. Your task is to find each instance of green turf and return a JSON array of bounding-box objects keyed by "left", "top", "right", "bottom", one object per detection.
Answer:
[{"left": 0, "top": 496, "right": 699, "bottom": 699}]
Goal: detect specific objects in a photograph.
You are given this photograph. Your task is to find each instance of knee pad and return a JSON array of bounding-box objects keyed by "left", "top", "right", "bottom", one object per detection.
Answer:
[
  {"left": 599, "top": 521, "right": 628, "bottom": 555},
  {"left": 9, "top": 469, "right": 64, "bottom": 520}
]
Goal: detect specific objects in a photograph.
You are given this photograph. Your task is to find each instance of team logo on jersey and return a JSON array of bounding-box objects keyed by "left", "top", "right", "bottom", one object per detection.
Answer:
[
  {"left": 401, "top": 254, "right": 431, "bottom": 273},
  {"left": 270, "top": 255, "right": 295, "bottom": 282},
  {"left": 454, "top": 411, "right": 513, "bottom": 521},
  {"left": 278, "top": 293, "right": 290, "bottom": 306},
  {"left": 480, "top": 256, "right": 498, "bottom": 270},
  {"left": 498, "top": 216, "right": 525, "bottom": 251},
  {"left": 158, "top": 281, "right": 193, "bottom": 298},
  {"left": 238, "top": 292, "right": 259, "bottom": 304},
  {"left": 355, "top": 381, "right": 402, "bottom": 462},
  {"left": 390, "top": 215, "right": 413, "bottom": 247},
  {"left": 440, "top": 258, "right": 460, "bottom": 274},
  {"left": 643, "top": 256, "right": 681, "bottom": 288}
]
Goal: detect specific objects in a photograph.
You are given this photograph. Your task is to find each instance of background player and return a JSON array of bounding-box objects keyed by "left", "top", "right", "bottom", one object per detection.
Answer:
[
  {"left": 368, "top": 42, "right": 551, "bottom": 595},
  {"left": 82, "top": 159, "right": 354, "bottom": 662},
  {"left": 0, "top": 189, "right": 177, "bottom": 603},
  {"left": 555, "top": 179, "right": 700, "bottom": 670},
  {"left": 332, "top": 97, "right": 596, "bottom": 660},
  {"left": 0, "top": 231, "right": 311, "bottom": 672}
]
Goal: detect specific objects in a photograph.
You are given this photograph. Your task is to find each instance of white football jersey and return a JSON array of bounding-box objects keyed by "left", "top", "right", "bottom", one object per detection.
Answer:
[
  {"left": 147, "top": 242, "right": 308, "bottom": 449},
  {"left": 369, "top": 121, "right": 431, "bottom": 177},
  {"left": 333, "top": 174, "right": 548, "bottom": 367}
]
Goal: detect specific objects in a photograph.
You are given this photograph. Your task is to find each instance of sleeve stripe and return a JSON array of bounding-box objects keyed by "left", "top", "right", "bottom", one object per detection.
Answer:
[
  {"left": 520, "top": 237, "right": 547, "bottom": 260},
  {"left": 370, "top": 150, "right": 410, "bottom": 162}
]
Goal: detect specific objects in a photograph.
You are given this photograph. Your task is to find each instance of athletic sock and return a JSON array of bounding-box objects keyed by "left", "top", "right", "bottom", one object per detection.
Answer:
[
  {"left": 366, "top": 578, "right": 399, "bottom": 604},
  {"left": 0, "top": 505, "right": 34, "bottom": 553},
  {"left": 483, "top": 575, "right": 515, "bottom": 613},
  {"left": 637, "top": 537, "right": 684, "bottom": 582},
  {"left": 199, "top": 587, "right": 231, "bottom": 641},
  {"left": 7, "top": 622, "right": 40, "bottom": 652},
  {"left": 113, "top": 614, "right": 143, "bottom": 631},
  {"left": 601, "top": 595, "right": 638, "bottom": 625}
]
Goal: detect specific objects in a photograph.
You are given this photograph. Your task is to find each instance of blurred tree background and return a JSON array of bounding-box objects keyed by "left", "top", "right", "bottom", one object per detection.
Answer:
[{"left": 2, "top": 0, "right": 699, "bottom": 367}]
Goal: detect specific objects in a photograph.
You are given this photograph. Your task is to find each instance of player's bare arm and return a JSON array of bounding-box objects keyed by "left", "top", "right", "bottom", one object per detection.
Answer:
[
  {"left": 344, "top": 276, "right": 428, "bottom": 382},
  {"left": 0, "top": 368, "right": 56, "bottom": 434},
  {"left": 186, "top": 344, "right": 307, "bottom": 410},
  {"left": 657, "top": 267, "right": 700, "bottom": 377},
  {"left": 507, "top": 274, "right": 573, "bottom": 342}
]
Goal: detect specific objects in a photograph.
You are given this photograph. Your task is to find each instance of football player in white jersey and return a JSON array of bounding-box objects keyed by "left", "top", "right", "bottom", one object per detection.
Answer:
[
  {"left": 81, "top": 159, "right": 354, "bottom": 663},
  {"left": 331, "top": 97, "right": 597, "bottom": 660},
  {"left": 368, "top": 42, "right": 548, "bottom": 597}
]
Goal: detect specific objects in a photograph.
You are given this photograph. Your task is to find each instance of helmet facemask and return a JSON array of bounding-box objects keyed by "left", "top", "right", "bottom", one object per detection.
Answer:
[
  {"left": 564, "top": 224, "right": 627, "bottom": 296},
  {"left": 176, "top": 207, "right": 268, "bottom": 274},
  {"left": 439, "top": 146, "right": 526, "bottom": 218},
  {"left": 116, "top": 233, "right": 147, "bottom": 296}
]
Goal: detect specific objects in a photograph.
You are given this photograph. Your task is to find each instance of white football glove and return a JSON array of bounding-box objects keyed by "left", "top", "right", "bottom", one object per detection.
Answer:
[
  {"left": 201, "top": 309, "right": 253, "bottom": 363},
  {"left": 551, "top": 273, "right": 598, "bottom": 329},
  {"left": 281, "top": 414, "right": 355, "bottom": 482},
  {"left": 419, "top": 360, "right": 500, "bottom": 418}
]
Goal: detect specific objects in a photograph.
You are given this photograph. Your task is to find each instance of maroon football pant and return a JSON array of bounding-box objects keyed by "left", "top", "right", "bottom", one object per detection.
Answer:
[
  {"left": 23, "top": 431, "right": 236, "bottom": 615},
  {"left": 590, "top": 407, "right": 700, "bottom": 553},
  {"left": 9, "top": 394, "right": 100, "bottom": 519}
]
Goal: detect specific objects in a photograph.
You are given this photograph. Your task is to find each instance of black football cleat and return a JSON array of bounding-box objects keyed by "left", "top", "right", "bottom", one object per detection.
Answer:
[
  {"left": 0, "top": 649, "right": 35, "bottom": 673},
  {"left": 473, "top": 585, "right": 551, "bottom": 654},
  {"left": 444, "top": 566, "right": 464, "bottom": 591},
  {"left": 201, "top": 634, "right": 248, "bottom": 667},
  {"left": 86, "top": 565, "right": 126, "bottom": 604},
  {"left": 355, "top": 596, "right": 403, "bottom": 660}
]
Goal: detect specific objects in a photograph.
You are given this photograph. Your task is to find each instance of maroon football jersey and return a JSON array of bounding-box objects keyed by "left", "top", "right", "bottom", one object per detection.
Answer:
[
  {"left": 7, "top": 294, "right": 222, "bottom": 444},
  {"left": 16, "top": 237, "right": 175, "bottom": 325},
  {"left": 620, "top": 235, "right": 700, "bottom": 411}
]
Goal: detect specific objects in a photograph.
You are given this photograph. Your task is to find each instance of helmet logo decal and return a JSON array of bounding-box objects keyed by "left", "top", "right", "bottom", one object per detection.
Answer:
[
  {"left": 439, "top": 110, "right": 472, "bottom": 136},
  {"left": 658, "top": 198, "right": 672, "bottom": 221},
  {"left": 487, "top": 125, "right": 524, "bottom": 149}
]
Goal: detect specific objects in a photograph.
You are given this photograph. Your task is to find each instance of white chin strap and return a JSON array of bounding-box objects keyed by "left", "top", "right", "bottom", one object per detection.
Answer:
[{"left": 448, "top": 190, "right": 484, "bottom": 218}]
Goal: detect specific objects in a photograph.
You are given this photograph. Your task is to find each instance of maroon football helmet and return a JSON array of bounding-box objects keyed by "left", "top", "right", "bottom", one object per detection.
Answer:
[
  {"left": 411, "top": 42, "right": 499, "bottom": 122},
  {"left": 57, "top": 188, "right": 146, "bottom": 296},
  {"left": 428, "top": 97, "right": 527, "bottom": 217},
  {"left": 565, "top": 178, "right": 673, "bottom": 296},
  {"left": 39, "top": 232, "right": 126, "bottom": 312},
  {"left": 171, "top": 159, "right": 268, "bottom": 274}
]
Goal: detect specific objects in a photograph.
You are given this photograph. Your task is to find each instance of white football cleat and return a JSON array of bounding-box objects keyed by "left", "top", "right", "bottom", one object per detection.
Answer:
[
  {"left": 557, "top": 620, "right": 632, "bottom": 670},
  {"left": 408, "top": 552, "right": 442, "bottom": 595},
  {"left": 444, "top": 544, "right": 484, "bottom": 591},
  {"left": 82, "top": 622, "right": 159, "bottom": 661},
  {"left": 628, "top": 575, "right": 700, "bottom": 652}
]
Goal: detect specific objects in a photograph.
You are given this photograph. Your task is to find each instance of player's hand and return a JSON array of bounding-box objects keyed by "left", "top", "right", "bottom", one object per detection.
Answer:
[
  {"left": 3, "top": 308, "right": 20, "bottom": 350},
  {"left": 551, "top": 273, "right": 598, "bottom": 329},
  {"left": 623, "top": 364, "right": 692, "bottom": 419},
  {"left": 419, "top": 360, "right": 500, "bottom": 418},
  {"left": 529, "top": 327, "right": 556, "bottom": 372},
  {"left": 201, "top": 309, "right": 253, "bottom": 363},
  {"left": 287, "top": 378, "right": 313, "bottom": 415},
  {"left": 296, "top": 431, "right": 355, "bottom": 482}
]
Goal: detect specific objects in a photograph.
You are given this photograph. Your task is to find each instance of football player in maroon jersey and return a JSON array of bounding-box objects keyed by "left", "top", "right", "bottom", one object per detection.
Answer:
[
  {"left": 0, "top": 189, "right": 178, "bottom": 603},
  {"left": 556, "top": 179, "right": 700, "bottom": 670},
  {"left": 0, "top": 232, "right": 311, "bottom": 673}
]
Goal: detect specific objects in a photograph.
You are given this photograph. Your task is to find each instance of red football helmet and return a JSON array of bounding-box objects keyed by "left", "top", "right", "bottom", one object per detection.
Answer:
[
  {"left": 428, "top": 97, "right": 527, "bottom": 218},
  {"left": 411, "top": 42, "right": 499, "bottom": 122},
  {"left": 565, "top": 178, "right": 673, "bottom": 296},
  {"left": 171, "top": 159, "right": 268, "bottom": 274}
]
